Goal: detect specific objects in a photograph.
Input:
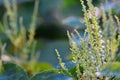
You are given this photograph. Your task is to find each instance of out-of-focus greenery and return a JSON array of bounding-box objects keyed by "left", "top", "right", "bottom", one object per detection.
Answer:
[
  {"left": 0, "top": 0, "right": 54, "bottom": 78},
  {"left": 0, "top": 62, "right": 29, "bottom": 80}
]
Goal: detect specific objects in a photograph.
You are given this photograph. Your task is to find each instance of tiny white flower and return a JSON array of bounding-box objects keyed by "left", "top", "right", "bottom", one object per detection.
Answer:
[
  {"left": 95, "top": 72, "right": 101, "bottom": 77},
  {"left": 94, "top": 7, "right": 101, "bottom": 19},
  {"left": 88, "top": 7, "right": 101, "bottom": 19},
  {"left": 1, "top": 55, "right": 11, "bottom": 62}
]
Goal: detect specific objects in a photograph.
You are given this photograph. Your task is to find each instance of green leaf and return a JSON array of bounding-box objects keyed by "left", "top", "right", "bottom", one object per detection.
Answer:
[
  {"left": 69, "top": 66, "right": 84, "bottom": 77},
  {"left": 101, "top": 62, "right": 120, "bottom": 77},
  {"left": 30, "top": 70, "right": 72, "bottom": 80},
  {"left": 0, "top": 62, "right": 28, "bottom": 80},
  {"left": 22, "top": 62, "right": 54, "bottom": 76}
]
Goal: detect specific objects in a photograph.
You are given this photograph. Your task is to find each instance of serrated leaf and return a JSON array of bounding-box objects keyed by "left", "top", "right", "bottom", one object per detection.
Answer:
[{"left": 0, "top": 62, "right": 28, "bottom": 80}]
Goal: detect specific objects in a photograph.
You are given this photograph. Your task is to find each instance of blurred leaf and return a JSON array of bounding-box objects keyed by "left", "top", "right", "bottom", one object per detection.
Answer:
[
  {"left": 30, "top": 70, "right": 72, "bottom": 80},
  {"left": 101, "top": 62, "right": 120, "bottom": 77},
  {"left": 110, "top": 76, "right": 120, "bottom": 80},
  {"left": 0, "top": 62, "right": 28, "bottom": 80},
  {"left": 22, "top": 62, "right": 54, "bottom": 76},
  {"left": 62, "top": 0, "right": 80, "bottom": 9},
  {"left": 61, "top": 0, "right": 82, "bottom": 17}
]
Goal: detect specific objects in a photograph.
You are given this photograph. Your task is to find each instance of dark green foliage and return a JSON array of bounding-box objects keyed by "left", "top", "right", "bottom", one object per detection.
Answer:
[
  {"left": 0, "top": 62, "right": 73, "bottom": 80},
  {"left": 30, "top": 70, "right": 72, "bottom": 80},
  {"left": 0, "top": 62, "right": 28, "bottom": 80},
  {"left": 101, "top": 62, "right": 120, "bottom": 79},
  {"left": 68, "top": 66, "right": 84, "bottom": 78}
]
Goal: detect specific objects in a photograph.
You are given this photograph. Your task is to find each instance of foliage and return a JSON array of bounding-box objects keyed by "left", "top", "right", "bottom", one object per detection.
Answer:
[
  {"left": 0, "top": 0, "right": 53, "bottom": 78},
  {"left": 0, "top": 62, "right": 28, "bottom": 80},
  {"left": 56, "top": 0, "right": 120, "bottom": 79},
  {"left": 0, "top": 62, "right": 69, "bottom": 80},
  {"left": 0, "top": 0, "right": 120, "bottom": 80}
]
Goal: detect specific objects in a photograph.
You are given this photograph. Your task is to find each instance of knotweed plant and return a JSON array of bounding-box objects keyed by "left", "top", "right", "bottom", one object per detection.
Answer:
[
  {"left": 0, "top": 0, "right": 120, "bottom": 80},
  {"left": 0, "top": 0, "right": 40, "bottom": 75},
  {"left": 56, "top": 0, "right": 120, "bottom": 80}
]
